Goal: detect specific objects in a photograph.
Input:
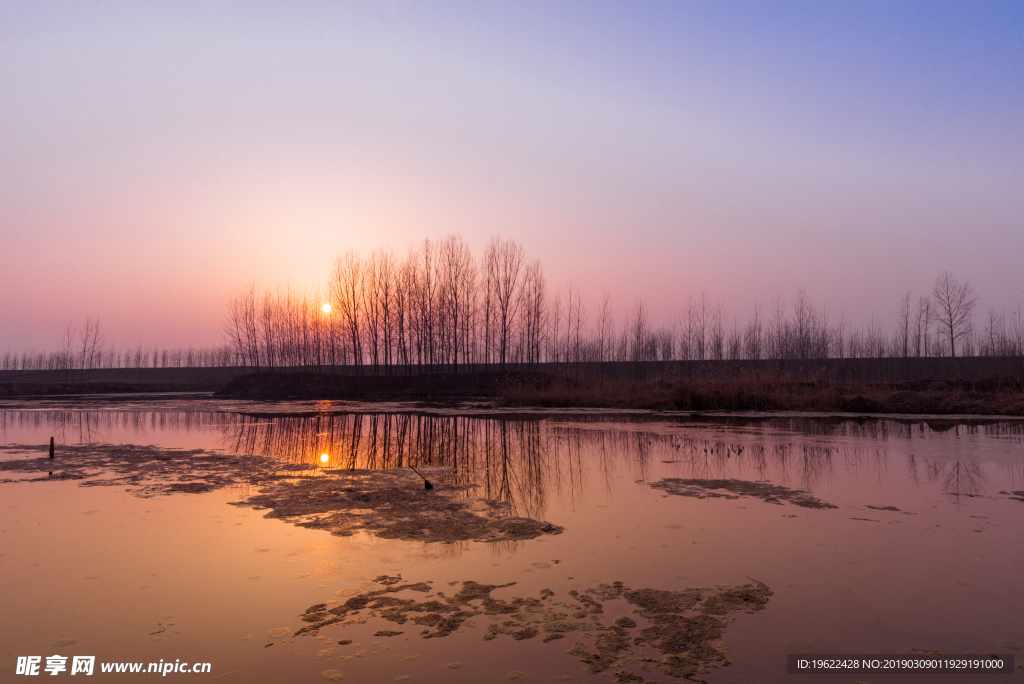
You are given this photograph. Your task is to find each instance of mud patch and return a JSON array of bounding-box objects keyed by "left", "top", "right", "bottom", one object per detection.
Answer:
[
  {"left": 293, "top": 575, "right": 771, "bottom": 683},
  {"left": 650, "top": 478, "right": 836, "bottom": 509},
  {"left": 235, "top": 468, "right": 563, "bottom": 544},
  {"left": 0, "top": 443, "right": 310, "bottom": 498},
  {"left": 292, "top": 575, "right": 530, "bottom": 638},
  {"left": 0, "top": 443, "right": 562, "bottom": 543}
]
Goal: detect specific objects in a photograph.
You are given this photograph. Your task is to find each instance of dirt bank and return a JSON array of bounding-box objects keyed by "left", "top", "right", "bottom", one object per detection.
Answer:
[
  {"left": 214, "top": 371, "right": 548, "bottom": 401},
  {"left": 0, "top": 381, "right": 220, "bottom": 397},
  {"left": 214, "top": 371, "right": 1024, "bottom": 415},
  {"left": 6, "top": 367, "right": 1022, "bottom": 416},
  {"left": 499, "top": 376, "right": 1024, "bottom": 416}
]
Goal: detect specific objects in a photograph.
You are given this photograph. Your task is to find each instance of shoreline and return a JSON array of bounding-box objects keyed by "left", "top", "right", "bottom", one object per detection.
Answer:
[{"left": 2, "top": 370, "right": 1023, "bottom": 418}]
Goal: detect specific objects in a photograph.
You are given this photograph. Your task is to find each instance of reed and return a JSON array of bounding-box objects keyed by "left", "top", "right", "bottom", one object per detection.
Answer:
[{"left": 498, "top": 370, "right": 1024, "bottom": 415}]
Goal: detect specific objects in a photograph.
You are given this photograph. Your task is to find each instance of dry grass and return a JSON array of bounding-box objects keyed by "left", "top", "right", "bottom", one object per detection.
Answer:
[{"left": 498, "top": 370, "right": 1024, "bottom": 415}]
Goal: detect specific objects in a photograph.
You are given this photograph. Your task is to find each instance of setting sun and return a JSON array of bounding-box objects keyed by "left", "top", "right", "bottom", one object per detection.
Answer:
[
  {"left": 322, "top": 303, "right": 331, "bottom": 314},
  {"left": 320, "top": 453, "right": 329, "bottom": 462}
]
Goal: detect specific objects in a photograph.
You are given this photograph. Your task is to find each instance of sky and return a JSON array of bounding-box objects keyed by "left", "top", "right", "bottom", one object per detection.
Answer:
[{"left": 2, "top": 0, "right": 1023, "bottom": 350}]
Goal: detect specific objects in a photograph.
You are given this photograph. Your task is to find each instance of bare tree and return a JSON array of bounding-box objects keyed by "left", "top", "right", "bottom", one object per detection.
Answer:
[
  {"left": 1010, "top": 305, "right": 1024, "bottom": 357},
  {"left": 769, "top": 294, "right": 788, "bottom": 359},
  {"left": 743, "top": 303, "right": 763, "bottom": 360},
  {"left": 79, "top": 317, "right": 105, "bottom": 382},
  {"left": 438, "top": 235, "right": 475, "bottom": 371},
  {"left": 223, "top": 282, "right": 261, "bottom": 370},
  {"left": 58, "top": 320, "right": 76, "bottom": 382},
  {"left": 657, "top": 326, "right": 675, "bottom": 361},
  {"left": 329, "top": 251, "right": 364, "bottom": 369},
  {"left": 913, "top": 296, "right": 929, "bottom": 357},
  {"left": 259, "top": 288, "right": 279, "bottom": 370},
  {"left": 548, "top": 292, "right": 563, "bottom": 364},
  {"left": 793, "top": 288, "right": 813, "bottom": 360},
  {"left": 363, "top": 251, "right": 385, "bottom": 372},
  {"left": 566, "top": 283, "right": 586, "bottom": 366},
  {"left": 815, "top": 303, "right": 832, "bottom": 359},
  {"left": 518, "top": 260, "right": 546, "bottom": 365},
  {"left": 597, "top": 292, "right": 613, "bottom": 363},
  {"left": 961, "top": 322, "right": 977, "bottom": 357},
  {"left": 419, "top": 239, "right": 439, "bottom": 368},
  {"left": 482, "top": 239, "right": 499, "bottom": 368},
  {"left": 931, "top": 270, "right": 978, "bottom": 358},
  {"left": 864, "top": 314, "right": 886, "bottom": 358},
  {"left": 835, "top": 309, "right": 848, "bottom": 359},
  {"left": 680, "top": 297, "right": 696, "bottom": 361},
  {"left": 629, "top": 298, "right": 649, "bottom": 362},
  {"left": 393, "top": 248, "right": 417, "bottom": 369},
  {"left": 493, "top": 238, "right": 524, "bottom": 368},
  {"left": 983, "top": 309, "right": 1006, "bottom": 356},
  {"left": 724, "top": 318, "right": 741, "bottom": 360},
  {"left": 709, "top": 299, "right": 726, "bottom": 360},
  {"left": 896, "top": 291, "right": 911, "bottom": 358}
]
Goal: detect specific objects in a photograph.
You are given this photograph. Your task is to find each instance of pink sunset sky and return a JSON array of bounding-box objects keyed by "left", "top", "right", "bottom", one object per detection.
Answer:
[{"left": 3, "top": 1, "right": 1023, "bottom": 351}]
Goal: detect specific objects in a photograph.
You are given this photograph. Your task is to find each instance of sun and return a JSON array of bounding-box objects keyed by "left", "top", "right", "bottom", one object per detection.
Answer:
[
  {"left": 321, "top": 303, "right": 331, "bottom": 314},
  {"left": 320, "top": 453, "right": 329, "bottom": 463}
]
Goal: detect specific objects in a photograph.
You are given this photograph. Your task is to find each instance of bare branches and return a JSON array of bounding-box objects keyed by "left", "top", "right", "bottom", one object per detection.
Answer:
[
  {"left": 519, "top": 260, "right": 546, "bottom": 365},
  {"left": 438, "top": 235, "right": 475, "bottom": 371},
  {"left": 59, "top": 321, "right": 76, "bottom": 382},
  {"left": 629, "top": 298, "right": 650, "bottom": 362},
  {"left": 896, "top": 291, "right": 912, "bottom": 358},
  {"left": 492, "top": 238, "right": 524, "bottom": 368},
  {"left": 330, "top": 251, "right": 364, "bottom": 368},
  {"left": 932, "top": 270, "right": 978, "bottom": 358},
  {"left": 597, "top": 292, "right": 613, "bottom": 363},
  {"left": 18, "top": 236, "right": 1020, "bottom": 376}
]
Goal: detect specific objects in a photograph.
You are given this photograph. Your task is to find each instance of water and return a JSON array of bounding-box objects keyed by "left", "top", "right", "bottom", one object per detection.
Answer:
[{"left": 2, "top": 405, "right": 1022, "bottom": 682}]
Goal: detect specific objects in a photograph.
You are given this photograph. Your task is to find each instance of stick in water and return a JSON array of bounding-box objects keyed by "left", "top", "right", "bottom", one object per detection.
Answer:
[
  {"left": 49, "top": 436, "right": 55, "bottom": 459},
  {"left": 408, "top": 465, "right": 433, "bottom": 490}
]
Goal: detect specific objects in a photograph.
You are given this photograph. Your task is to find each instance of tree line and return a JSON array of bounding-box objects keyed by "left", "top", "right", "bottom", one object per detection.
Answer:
[
  {"left": 4, "top": 236, "right": 1021, "bottom": 373},
  {"left": 0, "top": 316, "right": 232, "bottom": 375},
  {"left": 221, "top": 235, "right": 1024, "bottom": 372}
]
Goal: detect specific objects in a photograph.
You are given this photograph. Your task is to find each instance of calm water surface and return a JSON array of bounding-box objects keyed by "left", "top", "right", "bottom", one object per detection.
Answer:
[{"left": 1, "top": 406, "right": 1022, "bottom": 683}]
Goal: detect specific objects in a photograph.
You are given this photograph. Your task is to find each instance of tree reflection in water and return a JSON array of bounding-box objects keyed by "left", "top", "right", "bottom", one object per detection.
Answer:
[
  {"left": 207, "top": 414, "right": 1024, "bottom": 518},
  {"left": 2, "top": 411, "right": 1022, "bottom": 517}
]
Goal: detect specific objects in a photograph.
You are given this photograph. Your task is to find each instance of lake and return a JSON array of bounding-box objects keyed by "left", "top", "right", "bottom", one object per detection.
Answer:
[{"left": 2, "top": 401, "right": 1022, "bottom": 682}]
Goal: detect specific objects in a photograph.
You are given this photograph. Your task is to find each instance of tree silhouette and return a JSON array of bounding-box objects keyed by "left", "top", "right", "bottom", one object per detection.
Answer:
[{"left": 932, "top": 270, "right": 978, "bottom": 358}]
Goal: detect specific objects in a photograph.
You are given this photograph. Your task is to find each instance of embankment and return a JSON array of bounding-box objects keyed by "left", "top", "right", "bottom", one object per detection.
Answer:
[
  {"left": 0, "top": 367, "right": 245, "bottom": 397},
  {"left": 498, "top": 374, "right": 1024, "bottom": 415},
  {"left": 214, "top": 370, "right": 550, "bottom": 401}
]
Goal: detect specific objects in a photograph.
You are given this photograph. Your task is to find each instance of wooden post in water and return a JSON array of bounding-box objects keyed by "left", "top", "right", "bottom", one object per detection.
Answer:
[
  {"left": 409, "top": 465, "right": 433, "bottom": 490},
  {"left": 49, "top": 436, "right": 55, "bottom": 459}
]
